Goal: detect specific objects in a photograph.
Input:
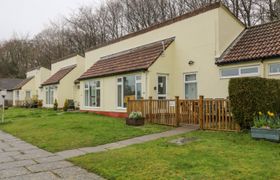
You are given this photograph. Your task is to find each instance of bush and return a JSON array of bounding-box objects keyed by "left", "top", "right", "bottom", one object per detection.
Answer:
[
  {"left": 63, "top": 99, "right": 68, "bottom": 112},
  {"left": 129, "top": 112, "right": 143, "bottom": 119},
  {"left": 53, "top": 99, "right": 58, "bottom": 111},
  {"left": 38, "top": 100, "right": 43, "bottom": 108},
  {"left": 229, "top": 77, "right": 280, "bottom": 129}
]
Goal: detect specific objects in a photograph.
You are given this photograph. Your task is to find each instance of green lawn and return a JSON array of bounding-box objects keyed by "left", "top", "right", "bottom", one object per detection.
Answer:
[
  {"left": 0, "top": 108, "right": 171, "bottom": 152},
  {"left": 70, "top": 131, "right": 280, "bottom": 179}
]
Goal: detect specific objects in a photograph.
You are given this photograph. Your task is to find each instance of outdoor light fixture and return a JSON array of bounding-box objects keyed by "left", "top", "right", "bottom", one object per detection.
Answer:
[
  {"left": 1, "top": 89, "right": 7, "bottom": 123},
  {"left": 188, "top": 60, "right": 194, "bottom": 65}
]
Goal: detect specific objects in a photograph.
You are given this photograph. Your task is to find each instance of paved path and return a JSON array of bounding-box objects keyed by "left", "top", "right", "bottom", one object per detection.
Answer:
[
  {"left": 0, "top": 131, "right": 104, "bottom": 180},
  {"left": 56, "top": 125, "right": 199, "bottom": 159}
]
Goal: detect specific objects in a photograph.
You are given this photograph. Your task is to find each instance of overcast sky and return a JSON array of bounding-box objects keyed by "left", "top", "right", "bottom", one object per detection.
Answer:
[{"left": 0, "top": 0, "right": 101, "bottom": 41}]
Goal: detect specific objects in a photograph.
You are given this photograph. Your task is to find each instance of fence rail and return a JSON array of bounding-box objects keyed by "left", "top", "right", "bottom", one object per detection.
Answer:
[{"left": 127, "top": 96, "right": 240, "bottom": 131}]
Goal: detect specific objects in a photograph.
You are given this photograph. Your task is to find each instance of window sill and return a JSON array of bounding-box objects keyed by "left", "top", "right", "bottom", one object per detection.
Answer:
[{"left": 268, "top": 73, "right": 280, "bottom": 76}]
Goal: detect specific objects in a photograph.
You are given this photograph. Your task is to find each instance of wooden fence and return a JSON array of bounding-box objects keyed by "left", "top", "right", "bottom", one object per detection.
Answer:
[{"left": 127, "top": 96, "right": 240, "bottom": 131}]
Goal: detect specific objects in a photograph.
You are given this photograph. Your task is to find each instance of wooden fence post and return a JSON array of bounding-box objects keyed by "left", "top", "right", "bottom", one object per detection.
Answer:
[
  {"left": 175, "top": 96, "right": 180, "bottom": 127},
  {"left": 149, "top": 96, "right": 152, "bottom": 123},
  {"left": 199, "top": 95, "right": 204, "bottom": 130}
]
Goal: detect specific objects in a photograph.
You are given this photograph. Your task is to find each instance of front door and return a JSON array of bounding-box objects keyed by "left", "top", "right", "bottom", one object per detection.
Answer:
[{"left": 157, "top": 75, "right": 167, "bottom": 99}]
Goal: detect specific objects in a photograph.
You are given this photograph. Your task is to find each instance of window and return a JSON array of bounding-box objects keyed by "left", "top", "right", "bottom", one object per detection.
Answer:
[
  {"left": 45, "top": 86, "right": 54, "bottom": 105},
  {"left": 117, "top": 75, "right": 142, "bottom": 108},
  {"left": 157, "top": 75, "right": 167, "bottom": 99},
  {"left": 269, "top": 63, "right": 280, "bottom": 75},
  {"left": 16, "top": 91, "right": 19, "bottom": 100},
  {"left": 25, "top": 91, "right": 31, "bottom": 99},
  {"left": 185, "top": 73, "right": 197, "bottom": 99},
  {"left": 84, "top": 81, "right": 101, "bottom": 107},
  {"left": 220, "top": 66, "right": 259, "bottom": 78}
]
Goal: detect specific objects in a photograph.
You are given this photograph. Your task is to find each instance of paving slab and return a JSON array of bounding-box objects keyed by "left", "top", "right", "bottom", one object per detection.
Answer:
[
  {"left": 5, "top": 171, "right": 59, "bottom": 180},
  {"left": 52, "top": 166, "right": 104, "bottom": 179},
  {"left": 0, "top": 160, "right": 37, "bottom": 171},
  {"left": 26, "top": 161, "right": 73, "bottom": 173},
  {"left": 0, "top": 130, "right": 104, "bottom": 179},
  {"left": 0, "top": 167, "right": 30, "bottom": 178},
  {"left": 55, "top": 149, "right": 86, "bottom": 159},
  {"left": 34, "top": 155, "right": 65, "bottom": 163}
]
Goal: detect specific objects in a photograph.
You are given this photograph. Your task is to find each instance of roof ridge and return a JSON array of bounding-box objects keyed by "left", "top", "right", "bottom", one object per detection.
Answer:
[{"left": 248, "top": 19, "right": 280, "bottom": 29}]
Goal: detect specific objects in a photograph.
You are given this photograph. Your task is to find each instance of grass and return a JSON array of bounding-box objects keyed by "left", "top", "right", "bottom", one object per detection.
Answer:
[
  {"left": 0, "top": 108, "right": 172, "bottom": 152},
  {"left": 70, "top": 131, "right": 280, "bottom": 179}
]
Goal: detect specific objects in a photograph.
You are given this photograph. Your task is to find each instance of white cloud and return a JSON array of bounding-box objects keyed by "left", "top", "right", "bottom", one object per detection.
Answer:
[{"left": 0, "top": 0, "right": 101, "bottom": 40}]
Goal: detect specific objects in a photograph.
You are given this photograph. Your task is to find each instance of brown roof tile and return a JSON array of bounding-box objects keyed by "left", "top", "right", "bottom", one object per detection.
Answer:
[
  {"left": 79, "top": 37, "right": 175, "bottom": 80},
  {"left": 217, "top": 20, "right": 280, "bottom": 64},
  {"left": 13, "top": 77, "right": 34, "bottom": 90},
  {"left": 42, "top": 65, "right": 76, "bottom": 86}
]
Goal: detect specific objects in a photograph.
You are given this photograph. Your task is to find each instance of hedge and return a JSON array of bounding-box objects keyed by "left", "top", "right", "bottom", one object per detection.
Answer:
[{"left": 228, "top": 77, "right": 280, "bottom": 129}]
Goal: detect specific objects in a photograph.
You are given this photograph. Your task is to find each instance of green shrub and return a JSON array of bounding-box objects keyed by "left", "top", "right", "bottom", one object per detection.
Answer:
[
  {"left": 53, "top": 99, "right": 58, "bottom": 111},
  {"left": 229, "top": 77, "right": 280, "bottom": 129},
  {"left": 63, "top": 100, "right": 68, "bottom": 112}
]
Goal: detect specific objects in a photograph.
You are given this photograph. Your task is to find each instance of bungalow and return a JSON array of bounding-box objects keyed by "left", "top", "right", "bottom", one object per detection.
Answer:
[
  {"left": 41, "top": 54, "right": 85, "bottom": 108},
  {"left": 77, "top": 2, "right": 246, "bottom": 117},
  {"left": 0, "top": 78, "right": 23, "bottom": 106},
  {"left": 12, "top": 67, "right": 51, "bottom": 106}
]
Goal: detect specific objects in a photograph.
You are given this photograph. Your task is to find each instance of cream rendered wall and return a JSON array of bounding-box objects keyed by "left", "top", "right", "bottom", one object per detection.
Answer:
[
  {"left": 80, "top": 6, "right": 245, "bottom": 112},
  {"left": 19, "top": 78, "right": 36, "bottom": 101},
  {"left": 217, "top": 58, "right": 280, "bottom": 98},
  {"left": 146, "top": 43, "right": 176, "bottom": 99},
  {"left": 55, "top": 55, "right": 85, "bottom": 108},
  {"left": 80, "top": 71, "right": 146, "bottom": 113},
  {"left": 51, "top": 56, "right": 77, "bottom": 75}
]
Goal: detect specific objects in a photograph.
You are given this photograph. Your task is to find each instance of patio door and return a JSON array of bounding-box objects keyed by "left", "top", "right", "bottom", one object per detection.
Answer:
[{"left": 157, "top": 75, "right": 167, "bottom": 99}]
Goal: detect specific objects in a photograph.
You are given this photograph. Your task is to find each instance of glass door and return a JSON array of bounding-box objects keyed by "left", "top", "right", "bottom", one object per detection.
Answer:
[{"left": 157, "top": 75, "right": 167, "bottom": 99}]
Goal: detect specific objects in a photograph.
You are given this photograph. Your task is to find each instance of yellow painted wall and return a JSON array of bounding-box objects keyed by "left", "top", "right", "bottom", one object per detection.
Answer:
[
  {"left": 79, "top": 6, "right": 245, "bottom": 112},
  {"left": 42, "top": 55, "right": 85, "bottom": 108},
  {"left": 13, "top": 67, "right": 51, "bottom": 105}
]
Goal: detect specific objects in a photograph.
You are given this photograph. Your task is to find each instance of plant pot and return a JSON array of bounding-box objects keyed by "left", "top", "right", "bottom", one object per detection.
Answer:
[
  {"left": 251, "top": 127, "right": 280, "bottom": 142},
  {"left": 126, "top": 117, "right": 145, "bottom": 126}
]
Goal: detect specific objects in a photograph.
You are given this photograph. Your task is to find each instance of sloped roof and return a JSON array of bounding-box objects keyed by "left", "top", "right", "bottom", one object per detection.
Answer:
[
  {"left": 0, "top": 78, "right": 24, "bottom": 91},
  {"left": 42, "top": 65, "right": 77, "bottom": 86},
  {"left": 79, "top": 37, "right": 175, "bottom": 80},
  {"left": 217, "top": 20, "right": 280, "bottom": 64},
  {"left": 13, "top": 77, "right": 34, "bottom": 90}
]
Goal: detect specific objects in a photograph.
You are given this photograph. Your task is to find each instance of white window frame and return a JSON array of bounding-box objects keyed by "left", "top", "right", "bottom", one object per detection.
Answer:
[
  {"left": 268, "top": 63, "right": 280, "bottom": 75},
  {"left": 25, "top": 90, "right": 31, "bottom": 99},
  {"left": 157, "top": 74, "right": 168, "bottom": 99},
  {"left": 84, "top": 80, "right": 101, "bottom": 108},
  {"left": 45, "top": 86, "right": 54, "bottom": 105},
  {"left": 220, "top": 65, "right": 260, "bottom": 79},
  {"left": 184, "top": 73, "right": 198, "bottom": 99},
  {"left": 117, "top": 75, "right": 142, "bottom": 109},
  {"left": 16, "top": 90, "right": 19, "bottom": 100}
]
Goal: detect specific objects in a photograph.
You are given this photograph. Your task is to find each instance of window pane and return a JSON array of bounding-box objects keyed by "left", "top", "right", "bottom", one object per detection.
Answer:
[
  {"left": 185, "top": 74, "right": 196, "bottom": 82},
  {"left": 90, "top": 86, "right": 96, "bottom": 106},
  {"left": 96, "top": 81, "right": 100, "bottom": 88},
  {"left": 46, "top": 91, "right": 49, "bottom": 104},
  {"left": 84, "top": 89, "right": 89, "bottom": 106},
  {"left": 221, "top": 68, "right": 239, "bottom": 77},
  {"left": 117, "top": 84, "right": 122, "bottom": 107},
  {"left": 185, "top": 83, "right": 197, "bottom": 99},
  {"left": 270, "top": 64, "right": 280, "bottom": 74},
  {"left": 123, "top": 76, "right": 135, "bottom": 107},
  {"left": 158, "top": 76, "right": 166, "bottom": 95},
  {"left": 241, "top": 67, "right": 258, "bottom": 74},
  {"left": 136, "top": 83, "right": 142, "bottom": 100},
  {"left": 96, "top": 89, "right": 100, "bottom": 107},
  {"left": 136, "top": 76, "right": 141, "bottom": 81}
]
